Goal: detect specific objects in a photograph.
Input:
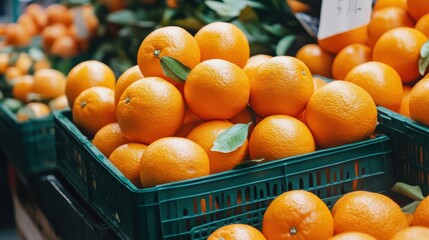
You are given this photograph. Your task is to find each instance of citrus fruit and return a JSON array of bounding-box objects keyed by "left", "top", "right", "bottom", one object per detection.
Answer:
[
  {"left": 46, "top": 4, "right": 73, "bottom": 26},
  {"left": 391, "top": 226, "right": 429, "bottom": 240},
  {"left": 12, "top": 75, "right": 34, "bottom": 102},
  {"left": 305, "top": 81, "right": 377, "bottom": 148},
  {"left": 49, "top": 95, "right": 69, "bottom": 111},
  {"left": 92, "top": 123, "right": 129, "bottom": 158},
  {"left": 187, "top": 120, "right": 248, "bottom": 174},
  {"left": 137, "top": 26, "right": 200, "bottom": 84},
  {"left": 249, "top": 56, "right": 313, "bottom": 117},
  {"left": 415, "top": 13, "right": 429, "bottom": 38},
  {"left": 344, "top": 61, "right": 403, "bottom": 111},
  {"left": 373, "top": 27, "right": 427, "bottom": 83},
  {"left": 50, "top": 35, "right": 79, "bottom": 58},
  {"left": 66, "top": 60, "right": 116, "bottom": 108},
  {"left": 194, "top": 21, "right": 249, "bottom": 68},
  {"left": 313, "top": 76, "right": 328, "bottom": 90},
  {"left": 175, "top": 107, "right": 203, "bottom": 138},
  {"left": 398, "top": 85, "right": 412, "bottom": 117},
  {"left": 407, "top": 0, "right": 429, "bottom": 21},
  {"left": 17, "top": 14, "right": 37, "bottom": 36},
  {"left": 262, "top": 190, "right": 334, "bottom": 239},
  {"left": 249, "top": 115, "right": 315, "bottom": 161},
  {"left": 243, "top": 54, "right": 272, "bottom": 87},
  {"left": 208, "top": 224, "right": 266, "bottom": 240},
  {"left": 42, "top": 24, "right": 68, "bottom": 50},
  {"left": 139, "top": 137, "right": 210, "bottom": 187},
  {"left": 328, "top": 232, "right": 377, "bottom": 240},
  {"left": 117, "top": 77, "right": 185, "bottom": 144},
  {"left": 32, "top": 69, "right": 67, "bottom": 99},
  {"left": 332, "top": 191, "right": 408, "bottom": 240},
  {"left": 109, "top": 143, "right": 147, "bottom": 188},
  {"left": 72, "top": 87, "right": 116, "bottom": 138},
  {"left": 4, "top": 23, "right": 31, "bottom": 47},
  {"left": 318, "top": 25, "right": 368, "bottom": 54},
  {"left": 16, "top": 102, "right": 50, "bottom": 122},
  {"left": 295, "top": 43, "right": 334, "bottom": 78},
  {"left": 331, "top": 43, "right": 372, "bottom": 80},
  {"left": 409, "top": 77, "right": 429, "bottom": 126},
  {"left": 114, "top": 65, "right": 144, "bottom": 106},
  {"left": 184, "top": 59, "right": 250, "bottom": 120},
  {"left": 372, "top": 0, "right": 407, "bottom": 12},
  {"left": 412, "top": 194, "right": 429, "bottom": 227}
]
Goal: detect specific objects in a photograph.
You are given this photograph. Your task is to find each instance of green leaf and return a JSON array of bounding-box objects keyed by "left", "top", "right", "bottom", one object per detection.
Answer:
[
  {"left": 2, "top": 98, "right": 23, "bottom": 113},
  {"left": 391, "top": 182, "right": 425, "bottom": 201},
  {"left": 159, "top": 56, "right": 191, "bottom": 82},
  {"left": 205, "top": 1, "right": 242, "bottom": 17},
  {"left": 107, "top": 10, "right": 137, "bottom": 25},
  {"left": 276, "top": 35, "right": 296, "bottom": 56},
  {"left": 262, "top": 23, "right": 291, "bottom": 37},
  {"left": 418, "top": 56, "right": 429, "bottom": 76},
  {"left": 401, "top": 201, "right": 421, "bottom": 214},
  {"left": 233, "top": 158, "right": 265, "bottom": 170},
  {"left": 420, "top": 40, "right": 429, "bottom": 57},
  {"left": 211, "top": 122, "right": 251, "bottom": 153}
]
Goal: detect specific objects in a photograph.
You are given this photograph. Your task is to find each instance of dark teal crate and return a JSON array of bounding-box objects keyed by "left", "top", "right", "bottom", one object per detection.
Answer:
[
  {"left": 54, "top": 109, "right": 393, "bottom": 240},
  {"left": 0, "top": 102, "right": 56, "bottom": 180},
  {"left": 377, "top": 106, "right": 429, "bottom": 195}
]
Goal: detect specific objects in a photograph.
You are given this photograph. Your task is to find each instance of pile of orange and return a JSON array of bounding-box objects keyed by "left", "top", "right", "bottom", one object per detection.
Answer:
[
  {"left": 295, "top": 0, "right": 429, "bottom": 126},
  {"left": 207, "top": 190, "right": 429, "bottom": 240}
]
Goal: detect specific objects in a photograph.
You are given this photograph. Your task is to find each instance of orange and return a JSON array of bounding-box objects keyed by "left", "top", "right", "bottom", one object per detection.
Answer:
[
  {"left": 66, "top": 60, "right": 116, "bottom": 108},
  {"left": 332, "top": 191, "right": 408, "bottom": 240},
  {"left": 139, "top": 137, "right": 210, "bottom": 187},
  {"left": 46, "top": 4, "right": 73, "bottom": 26},
  {"left": 15, "top": 53, "right": 33, "bottom": 74},
  {"left": 249, "top": 115, "right": 315, "bottom": 161},
  {"left": 313, "top": 76, "right": 328, "bottom": 90},
  {"left": 12, "top": 75, "right": 34, "bottom": 102},
  {"left": 398, "top": 85, "right": 412, "bottom": 117},
  {"left": 286, "top": 0, "right": 311, "bottom": 13},
  {"left": 67, "top": 24, "right": 90, "bottom": 52},
  {"left": 331, "top": 43, "right": 372, "bottom": 80},
  {"left": 72, "top": 87, "right": 116, "bottom": 138},
  {"left": 48, "top": 95, "right": 69, "bottom": 111},
  {"left": 50, "top": 35, "right": 79, "bottom": 58},
  {"left": 407, "top": 0, "right": 429, "bottom": 21},
  {"left": 24, "top": 3, "right": 47, "bottom": 32},
  {"left": 412, "top": 194, "right": 429, "bottom": 227},
  {"left": 415, "top": 13, "right": 429, "bottom": 39},
  {"left": 17, "top": 14, "right": 37, "bottom": 36},
  {"left": 42, "top": 24, "right": 68, "bottom": 50},
  {"left": 117, "top": 77, "right": 185, "bottom": 144},
  {"left": 208, "top": 224, "right": 266, "bottom": 240},
  {"left": 409, "top": 77, "right": 429, "bottom": 126},
  {"left": 0, "top": 53, "right": 9, "bottom": 74},
  {"left": 99, "top": 0, "right": 125, "bottom": 12},
  {"left": 194, "top": 22, "right": 250, "bottom": 68},
  {"left": 32, "top": 69, "right": 67, "bottom": 99},
  {"left": 249, "top": 56, "right": 313, "bottom": 117},
  {"left": 262, "top": 190, "right": 334, "bottom": 239},
  {"left": 33, "top": 58, "right": 51, "bottom": 72},
  {"left": 137, "top": 26, "right": 200, "bottom": 84},
  {"left": 187, "top": 120, "right": 248, "bottom": 174},
  {"left": 92, "top": 123, "right": 129, "bottom": 158},
  {"left": 5, "top": 67, "right": 24, "bottom": 82},
  {"left": 4, "top": 24, "right": 31, "bottom": 47},
  {"left": 406, "top": 213, "right": 414, "bottom": 226},
  {"left": 372, "top": 0, "right": 407, "bottom": 12},
  {"left": 114, "top": 65, "right": 144, "bottom": 106},
  {"left": 243, "top": 54, "right": 272, "bottom": 87},
  {"left": 184, "top": 59, "right": 250, "bottom": 120},
  {"left": 295, "top": 44, "right": 334, "bottom": 78},
  {"left": 318, "top": 25, "right": 368, "bottom": 54},
  {"left": 373, "top": 27, "right": 427, "bottom": 83},
  {"left": 344, "top": 61, "right": 403, "bottom": 111},
  {"left": 391, "top": 226, "right": 429, "bottom": 240},
  {"left": 175, "top": 107, "right": 203, "bottom": 138},
  {"left": 305, "top": 81, "right": 377, "bottom": 148},
  {"left": 16, "top": 102, "right": 50, "bottom": 122},
  {"left": 367, "top": 7, "right": 415, "bottom": 47},
  {"left": 109, "top": 143, "right": 147, "bottom": 188},
  {"left": 328, "top": 232, "right": 376, "bottom": 240}
]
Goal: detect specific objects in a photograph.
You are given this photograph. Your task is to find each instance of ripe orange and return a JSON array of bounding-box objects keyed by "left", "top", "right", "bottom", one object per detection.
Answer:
[
  {"left": 208, "top": 224, "right": 266, "bottom": 240},
  {"left": 175, "top": 107, "right": 203, "bottom": 138},
  {"left": 16, "top": 102, "right": 51, "bottom": 122},
  {"left": 406, "top": 213, "right": 414, "bottom": 226},
  {"left": 415, "top": 13, "right": 429, "bottom": 39},
  {"left": 24, "top": 3, "right": 47, "bottom": 32},
  {"left": 0, "top": 53, "right": 9, "bottom": 74},
  {"left": 332, "top": 191, "right": 408, "bottom": 240},
  {"left": 263, "top": 190, "right": 334, "bottom": 239},
  {"left": 184, "top": 59, "right": 250, "bottom": 120},
  {"left": 344, "top": 61, "right": 403, "bottom": 111},
  {"left": 249, "top": 115, "right": 315, "bottom": 161},
  {"left": 194, "top": 22, "right": 249, "bottom": 68},
  {"left": 46, "top": 4, "right": 73, "bottom": 26},
  {"left": 66, "top": 60, "right": 116, "bottom": 108},
  {"left": 5, "top": 66, "right": 24, "bottom": 82},
  {"left": 409, "top": 77, "right": 429, "bottom": 126},
  {"left": 331, "top": 43, "right": 372, "bottom": 80},
  {"left": 318, "top": 25, "right": 368, "bottom": 54},
  {"left": 137, "top": 26, "right": 200, "bottom": 84},
  {"left": 372, "top": 0, "right": 407, "bottom": 12},
  {"left": 48, "top": 95, "right": 69, "bottom": 111},
  {"left": 305, "top": 81, "right": 377, "bottom": 148},
  {"left": 42, "top": 24, "right": 68, "bottom": 50},
  {"left": 17, "top": 14, "right": 38, "bottom": 36},
  {"left": 367, "top": 7, "right": 415, "bottom": 47},
  {"left": 250, "top": 56, "right": 314, "bottom": 117},
  {"left": 50, "top": 35, "right": 79, "bottom": 58},
  {"left": 373, "top": 27, "right": 427, "bottom": 83},
  {"left": 114, "top": 65, "right": 144, "bottom": 106},
  {"left": 391, "top": 226, "right": 429, "bottom": 240},
  {"left": 295, "top": 44, "right": 334, "bottom": 78},
  {"left": 32, "top": 69, "right": 67, "bottom": 99},
  {"left": 243, "top": 54, "right": 272, "bottom": 87},
  {"left": 313, "top": 76, "right": 328, "bottom": 90},
  {"left": 328, "top": 232, "right": 377, "bottom": 240},
  {"left": 4, "top": 24, "right": 31, "bottom": 47},
  {"left": 117, "top": 77, "right": 185, "bottom": 144},
  {"left": 286, "top": 0, "right": 311, "bottom": 13},
  {"left": 412, "top": 194, "right": 429, "bottom": 227},
  {"left": 407, "top": 0, "right": 429, "bottom": 21},
  {"left": 187, "top": 120, "right": 248, "bottom": 174},
  {"left": 398, "top": 85, "right": 412, "bottom": 117},
  {"left": 109, "top": 143, "right": 147, "bottom": 188},
  {"left": 139, "top": 137, "right": 210, "bottom": 187},
  {"left": 92, "top": 123, "right": 129, "bottom": 158},
  {"left": 72, "top": 87, "right": 116, "bottom": 138},
  {"left": 12, "top": 75, "right": 34, "bottom": 102},
  {"left": 15, "top": 53, "right": 33, "bottom": 74}
]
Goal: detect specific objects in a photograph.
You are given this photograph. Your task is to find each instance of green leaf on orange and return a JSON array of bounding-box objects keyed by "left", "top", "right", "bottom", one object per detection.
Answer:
[
  {"left": 211, "top": 122, "right": 251, "bottom": 153},
  {"left": 159, "top": 56, "right": 190, "bottom": 82},
  {"left": 419, "top": 40, "right": 429, "bottom": 75}
]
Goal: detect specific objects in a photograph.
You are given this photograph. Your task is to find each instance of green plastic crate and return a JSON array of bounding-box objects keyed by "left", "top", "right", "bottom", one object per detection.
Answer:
[
  {"left": 54, "top": 109, "right": 393, "bottom": 240},
  {"left": 377, "top": 106, "right": 429, "bottom": 195},
  {"left": 0, "top": 102, "right": 56, "bottom": 180}
]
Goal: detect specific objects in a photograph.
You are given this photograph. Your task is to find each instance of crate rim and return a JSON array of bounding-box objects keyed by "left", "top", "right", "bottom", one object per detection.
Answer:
[{"left": 0, "top": 99, "right": 54, "bottom": 125}]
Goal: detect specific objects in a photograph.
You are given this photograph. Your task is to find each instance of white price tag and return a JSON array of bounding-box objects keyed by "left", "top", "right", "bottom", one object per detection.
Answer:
[{"left": 317, "top": 0, "right": 372, "bottom": 40}]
